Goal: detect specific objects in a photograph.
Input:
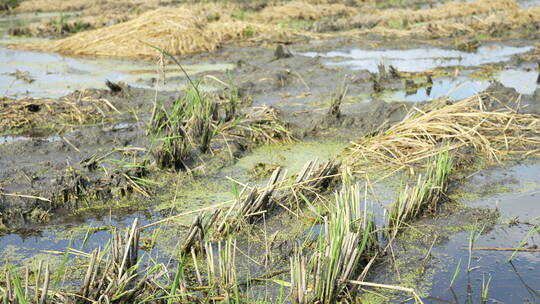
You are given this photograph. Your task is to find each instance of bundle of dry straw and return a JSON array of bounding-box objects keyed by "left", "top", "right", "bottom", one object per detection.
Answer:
[
  {"left": 14, "top": 5, "right": 271, "bottom": 59},
  {"left": 344, "top": 93, "right": 540, "bottom": 171}
]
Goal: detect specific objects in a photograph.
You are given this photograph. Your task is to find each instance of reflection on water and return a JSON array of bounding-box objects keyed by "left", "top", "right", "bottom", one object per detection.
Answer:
[
  {"left": 0, "top": 135, "right": 63, "bottom": 144},
  {"left": 390, "top": 77, "right": 491, "bottom": 102},
  {"left": 0, "top": 13, "right": 232, "bottom": 98},
  {"left": 387, "top": 68, "right": 538, "bottom": 102},
  {"left": 498, "top": 69, "right": 539, "bottom": 95},
  {"left": 0, "top": 135, "right": 28, "bottom": 144},
  {"left": 303, "top": 45, "right": 533, "bottom": 73},
  {"left": 0, "top": 214, "right": 145, "bottom": 267},
  {"left": 0, "top": 47, "right": 232, "bottom": 98},
  {"left": 517, "top": 0, "right": 540, "bottom": 8},
  {"left": 429, "top": 163, "right": 540, "bottom": 303},
  {"left": 0, "top": 12, "right": 77, "bottom": 42}
]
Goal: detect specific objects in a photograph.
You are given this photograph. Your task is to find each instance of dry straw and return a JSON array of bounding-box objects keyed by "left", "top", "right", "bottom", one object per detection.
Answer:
[
  {"left": 344, "top": 93, "right": 540, "bottom": 171},
  {"left": 260, "top": 1, "right": 358, "bottom": 21},
  {"left": 374, "top": 0, "right": 519, "bottom": 25},
  {"left": 14, "top": 5, "right": 268, "bottom": 59},
  {"left": 350, "top": 0, "right": 540, "bottom": 40},
  {"left": 12, "top": 1, "right": 347, "bottom": 59},
  {"left": 0, "top": 93, "right": 116, "bottom": 132},
  {"left": 16, "top": 0, "right": 164, "bottom": 13}
]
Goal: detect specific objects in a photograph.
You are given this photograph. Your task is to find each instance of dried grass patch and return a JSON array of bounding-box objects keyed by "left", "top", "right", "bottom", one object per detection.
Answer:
[
  {"left": 12, "top": 1, "right": 343, "bottom": 59},
  {"left": 376, "top": 0, "right": 518, "bottom": 26},
  {"left": 15, "top": 0, "right": 165, "bottom": 13},
  {"left": 343, "top": 93, "right": 540, "bottom": 171},
  {"left": 13, "top": 4, "right": 307, "bottom": 59},
  {"left": 348, "top": 0, "right": 540, "bottom": 40},
  {"left": 260, "top": 1, "right": 358, "bottom": 21},
  {"left": 0, "top": 92, "right": 116, "bottom": 132}
]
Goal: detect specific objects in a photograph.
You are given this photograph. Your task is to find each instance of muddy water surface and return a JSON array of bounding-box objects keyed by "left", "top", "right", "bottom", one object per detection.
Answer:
[
  {"left": 426, "top": 162, "right": 540, "bottom": 303},
  {"left": 0, "top": 138, "right": 348, "bottom": 266},
  {"left": 0, "top": 47, "right": 232, "bottom": 98},
  {"left": 305, "top": 45, "right": 538, "bottom": 102},
  {"left": 303, "top": 45, "right": 533, "bottom": 73},
  {"left": 0, "top": 13, "right": 233, "bottom": 98}
]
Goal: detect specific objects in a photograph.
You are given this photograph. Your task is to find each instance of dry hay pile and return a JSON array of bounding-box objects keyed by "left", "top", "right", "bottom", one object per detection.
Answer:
[
  {"left": 13, "top": 0, "right": 176, "bottom": 37},
  {"left": 344, "top": 94, "right": 540, "bottom": 171},
  {"left": 0, "top": 93, "right": 114, "bottom": 132},
  {"left": 260, "top": 1, "right": 358, "bottom": 21},
  {"left": 14, "top": 4, "right": 287, "bottom": 59}
]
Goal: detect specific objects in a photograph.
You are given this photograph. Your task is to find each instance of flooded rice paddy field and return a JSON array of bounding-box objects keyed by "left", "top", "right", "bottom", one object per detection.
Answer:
[{"left": 1, "top": 0, "right": 540, "bottom": 303}]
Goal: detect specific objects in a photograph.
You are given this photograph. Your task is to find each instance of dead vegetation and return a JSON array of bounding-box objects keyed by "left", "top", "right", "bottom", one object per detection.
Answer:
[
  {"left": 344, "top": 93, "right": 540, "bottom": 172},
  {"left": 12, "top": 2, "right": 333, "bottom": 59},
  {"left": 212, "top": 159, "right": 339, "bottom": 238},
  {"left": 10, "top": 0, "right": 540, "bottom": 58},
  {"left": 345, "top": 0, "right": 540, "bottom": 41},
  {"left": 0, "top": 92, "right": 119, "bottom": 133},
  {"left": 14, "top": 5, "right": 245, "bottom": 58},
  {"left": 259, "top": 1, "right": 357, "bottom": 21}
]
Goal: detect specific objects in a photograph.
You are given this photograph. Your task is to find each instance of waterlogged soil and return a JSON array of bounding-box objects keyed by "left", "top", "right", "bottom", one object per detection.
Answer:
[
  {"left": 1, "top": 3, "right": 540, "bottom": 303},
  {"left": 358, "top": 160, "right": 540, "bottom": 303}
]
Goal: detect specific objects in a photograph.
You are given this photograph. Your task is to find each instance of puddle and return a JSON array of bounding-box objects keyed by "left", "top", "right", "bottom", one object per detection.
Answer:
[
  {"left": 1, "top": 138, "right": 350, "bottom": 267},
  {"left": 429, "top": 228, "right": 540, "bottom": 303},
  {"left": 0, "top": 47, "right": 232, "bottom": 98},
  {"left": 0, "top": 135, "right": 63, "bottom": 144},
  {"left": 303, "top": 45, "right": 533, "bottom": 73},
  {"left": 498, "top": 69, "right": 539, "bottom": 95},
  {"left": 0, "top": 213, "right": 152, "bottom": 268},
  {"left": 0, "top": 135, "right": 28, "bottom": 144},
  {"left": 0, "top": 12, "right": 232, "bottom": 98},
  {"left": 0, "top": 12, "right": 77, "bottom": 43},
  {"left": 386, "top": 68, "right": 537, "bottom": 103},
  {"left": 234, "top": 138, "right": 348, "bottom": 176},
  {"left": 155, "top": 138, "right": 349, "bottom": 220},
  {"left": 389, "top": 77, "right": 491, "bottom": 102},
  {"left": 458, "top": 163, "right": 540, "bottom": 219},
  {"left": 427, "top": 162, "right": 540, "bottom": 303}
]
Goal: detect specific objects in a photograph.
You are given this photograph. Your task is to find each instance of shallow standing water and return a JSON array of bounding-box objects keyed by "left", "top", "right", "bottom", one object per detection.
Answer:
[
  {"left": 426, "top": 163, "right": 540, "bottom": 303},
  {"left": 0, "top": 47, "right": 232, "bottom": 98},
  {"left": 303, "top": 45, "right": 533, "bottom": 73},
  {"left": 0, "top": 13, "right": 232, "bottom": 98},
  {"left": 305, "top": 44, "right": 539, "bottom": 102}
]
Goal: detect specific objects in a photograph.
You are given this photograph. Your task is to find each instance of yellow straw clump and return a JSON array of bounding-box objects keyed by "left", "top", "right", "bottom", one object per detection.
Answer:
[
  {"left": 14, "top": 5, "right": 273, "bottom": 59},
  {"left": 344, "top": 93, "right": 540, "bottom": 171}
]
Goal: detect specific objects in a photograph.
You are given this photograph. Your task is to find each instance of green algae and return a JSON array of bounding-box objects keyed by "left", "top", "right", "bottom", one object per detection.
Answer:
[
  {"left": 236, "top": 139, "right": 348, "bottom": 176},
  {"left": 151, "top": 138, "right": 348, "bottom": 224}
]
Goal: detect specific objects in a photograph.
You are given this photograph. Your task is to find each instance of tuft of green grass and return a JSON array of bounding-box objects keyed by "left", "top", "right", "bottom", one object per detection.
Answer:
[
  {"left": 508, "top": 224, "right": 540, "bottom": 262},
  {"left": 388, "top": 149, "right": 453, "bottom": 236},
  {"left": 481, "top": 274, "right": 491, "bottom": 304},
  {"left": 291, "top": 182, "right": 378, "bottom": 304}
]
